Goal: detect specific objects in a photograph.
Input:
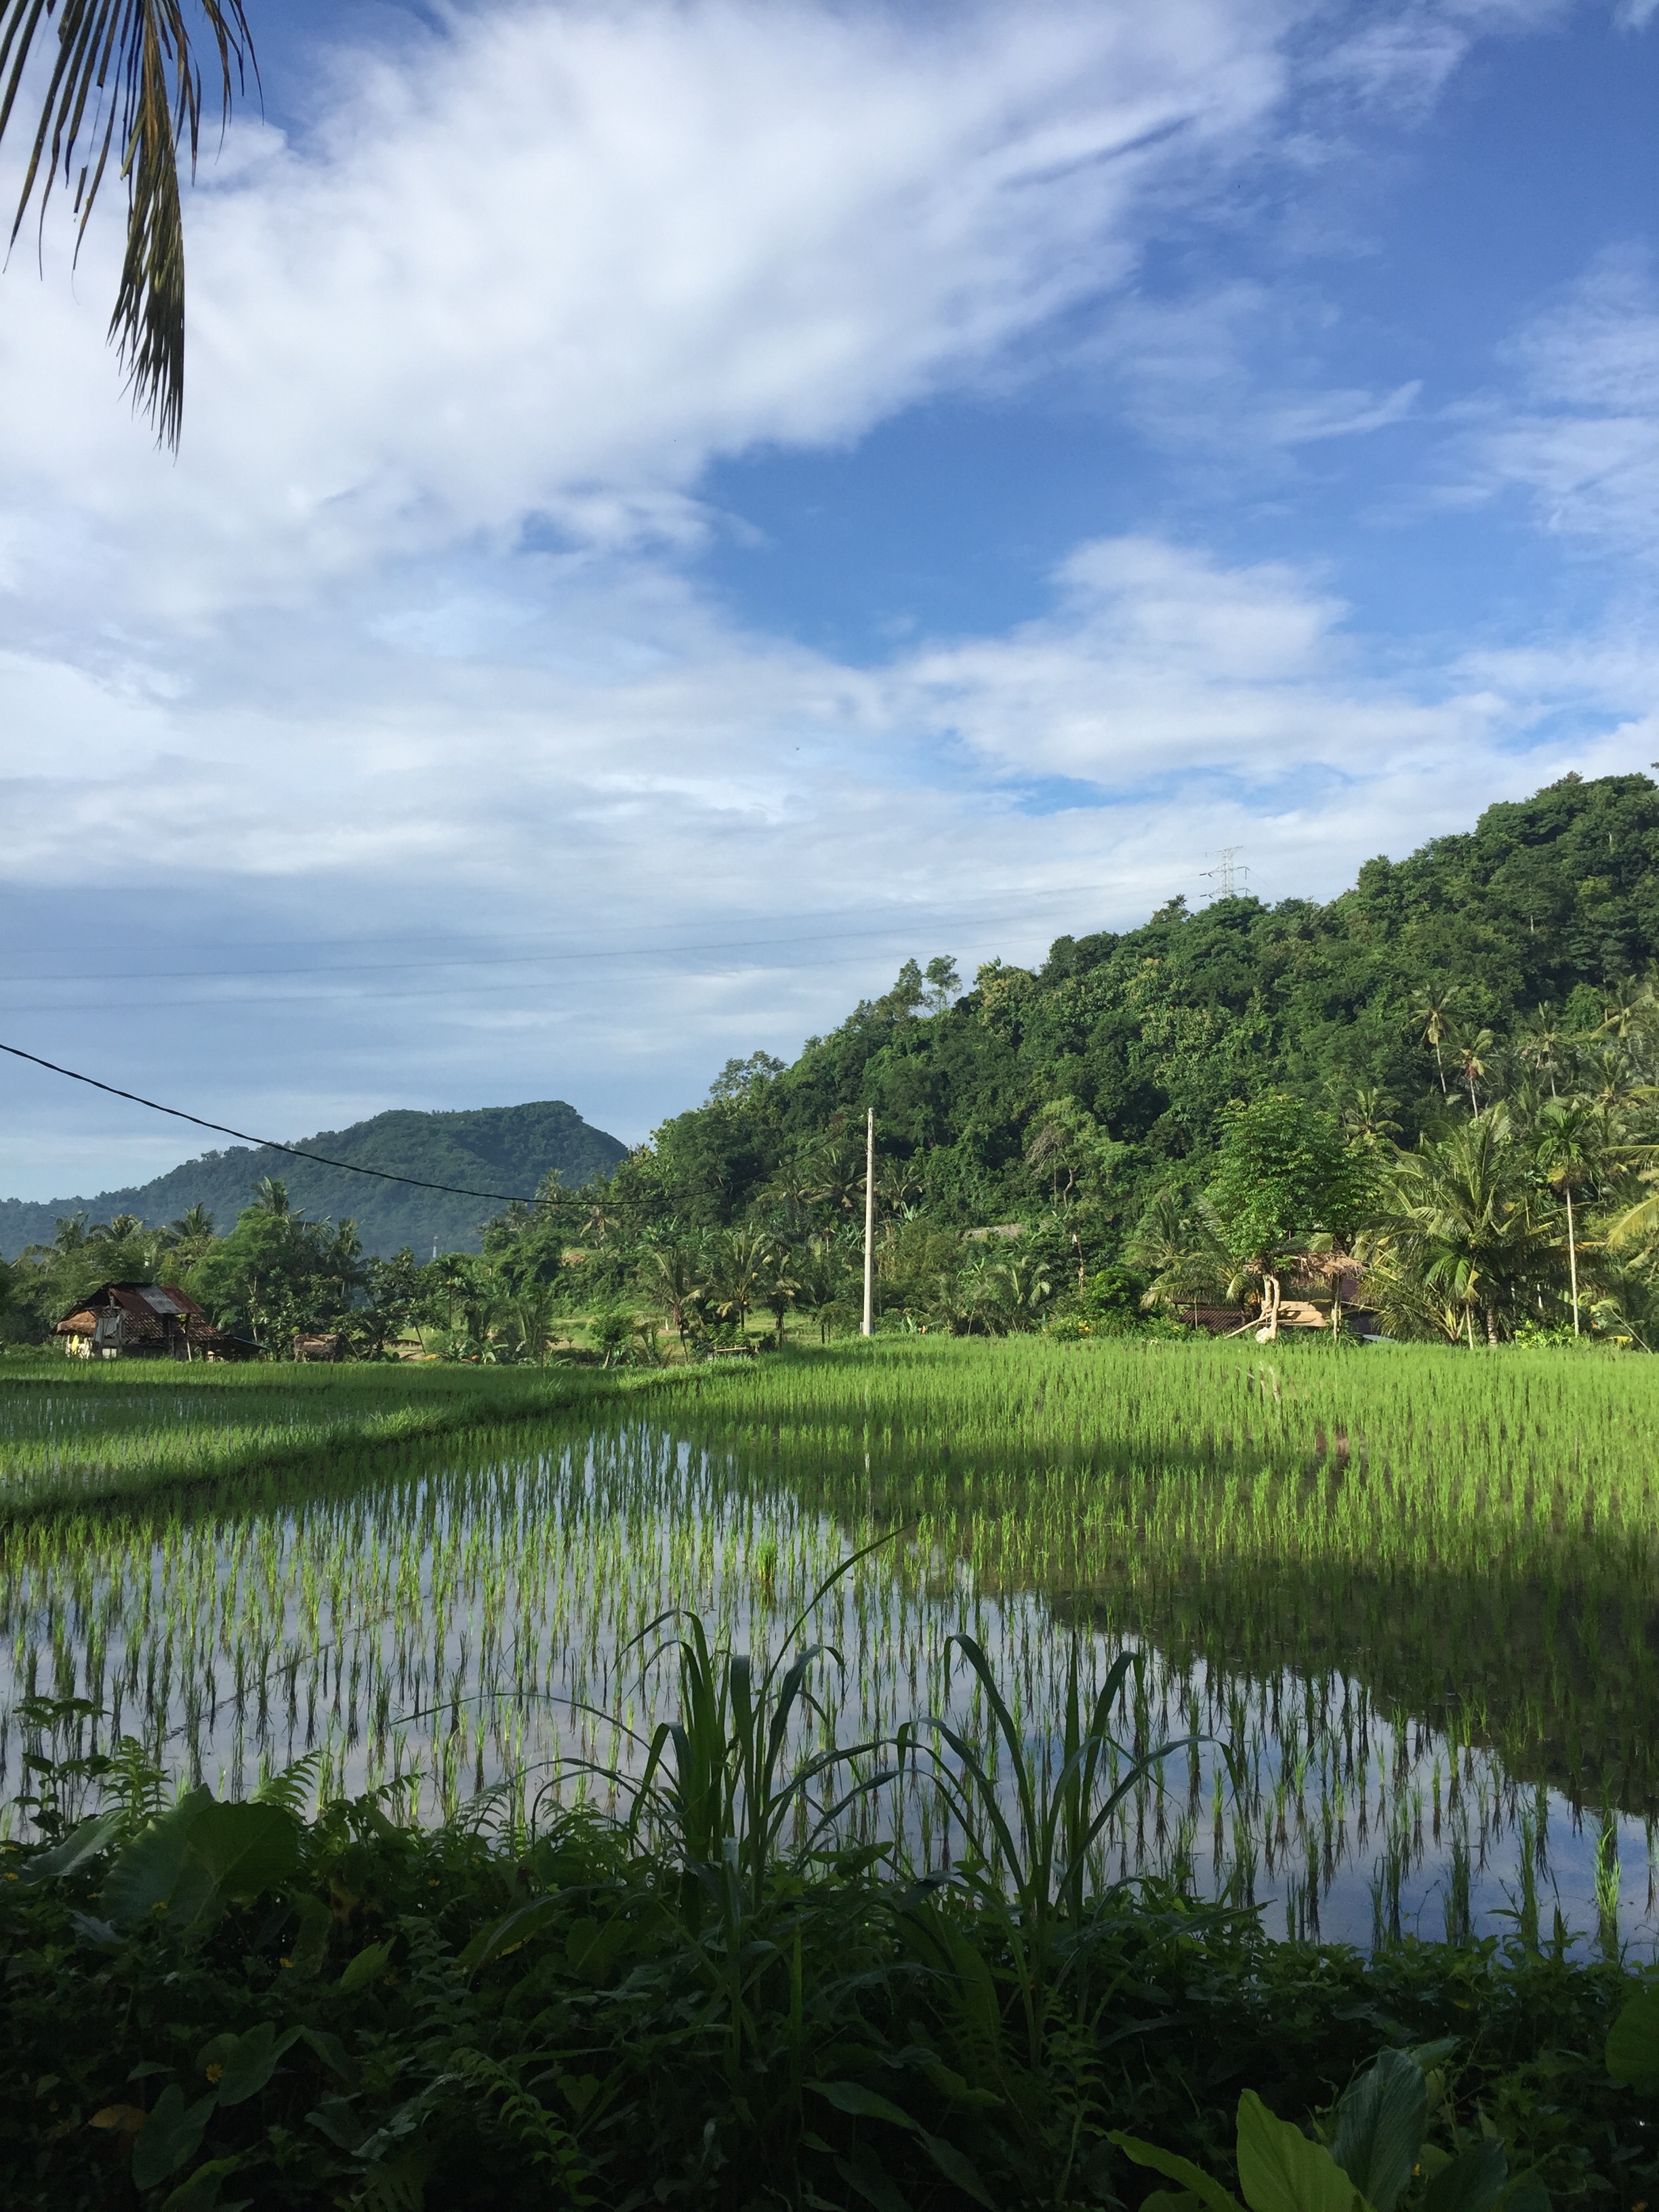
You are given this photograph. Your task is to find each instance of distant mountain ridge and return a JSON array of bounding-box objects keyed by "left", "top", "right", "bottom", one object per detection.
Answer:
[{"left": 0, "top": 1101, "right": 627, "bottom": 1261}]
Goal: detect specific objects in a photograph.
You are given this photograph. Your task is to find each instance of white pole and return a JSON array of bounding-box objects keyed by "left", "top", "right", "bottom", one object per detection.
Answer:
[{"left": 862, "top": 1106, "right": 875, "bottom": 1337}]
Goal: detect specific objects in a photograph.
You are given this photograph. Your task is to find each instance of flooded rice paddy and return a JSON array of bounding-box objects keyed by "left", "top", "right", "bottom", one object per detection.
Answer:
[{"left": 3, "top": 1337, "right": 1656, "bottom": 1956}]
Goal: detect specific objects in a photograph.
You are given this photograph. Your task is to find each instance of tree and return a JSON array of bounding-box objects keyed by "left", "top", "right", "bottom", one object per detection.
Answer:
[
  {"left": 1378, "top": 1108, "right": 1557, "bottom": 1345},
  {"left": 1207, "top": 1096, "right": 1371, "bottom": 1339},
  {"left": 1410, "top": 989, "right": 1461, "bottom": 1099},
  {"left": 756, "top": 1236, "right": 802, "bottom": 1348},
  {"left": 163, "top": 1202, "right": 216, "bottom": 1273},
  {"left": 0, "top": 0, "right": 256, "bottom": 446},
  {"left": 1126, "top": 1189, "right": 1227, "bottom": 1322},
  {"left": 706, "top": 1052, "right": 786, "bottom": 1102},
  {"left": 1534, "top": 1097, "right": 1598, "bottom": 1337},
  {"left": 189, "top": 1198, "right": 363, "bottom": 1349},
  {"left": 1454, "top": 1028, "right": 1495, "bottom": 1113},
  {"left": 705, "top": 1227, "right": 766, "bottom": 1338},
  {"left": 642, "top": 1240, "right": 706, "bottom": 1356}
]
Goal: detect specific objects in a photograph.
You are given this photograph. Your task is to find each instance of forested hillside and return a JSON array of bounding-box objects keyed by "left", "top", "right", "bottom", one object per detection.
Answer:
[
  {"left": 0, "top": 1101, "right": 626, "bottom": 1261},
  {"left": 618, "top": 771, "right": 1659, "bottom": 1235}
]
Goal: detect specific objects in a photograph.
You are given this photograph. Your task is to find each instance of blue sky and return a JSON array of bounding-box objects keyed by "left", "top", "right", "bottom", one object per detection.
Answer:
[{"left": 0, "top": 0, "right": 1655, "bottom": 1200}]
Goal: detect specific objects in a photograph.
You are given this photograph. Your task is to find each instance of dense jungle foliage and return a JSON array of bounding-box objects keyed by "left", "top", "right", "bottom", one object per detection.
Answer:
[
  {"left": 5, "top": 771, "right": 1659, "bottom": 1355},
  {"left": 5, "top": 1661, "right": 1659, "bottom": 2212}
]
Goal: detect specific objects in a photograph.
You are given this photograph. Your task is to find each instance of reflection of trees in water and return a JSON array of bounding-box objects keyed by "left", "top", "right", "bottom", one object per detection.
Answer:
[{"left": 755, "top": 1431, "right": 1659, "bottom": 1822}]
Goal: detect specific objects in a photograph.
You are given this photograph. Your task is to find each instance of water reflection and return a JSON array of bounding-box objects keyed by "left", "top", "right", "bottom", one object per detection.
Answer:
[{"left": 1, "top": 1414, "right": 1652, "bottom": 1955}]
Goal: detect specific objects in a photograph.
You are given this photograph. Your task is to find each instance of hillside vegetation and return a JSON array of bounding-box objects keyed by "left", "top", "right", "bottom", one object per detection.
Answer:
[
  {"left": 0, "top": 1100, "right": 625, "bottom": 1264},
  {"left": 624, "top": 769, "right": 1659, "bottom": 1229}
]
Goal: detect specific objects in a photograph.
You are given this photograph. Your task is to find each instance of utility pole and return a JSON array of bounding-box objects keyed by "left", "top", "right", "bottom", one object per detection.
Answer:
[{"left": 861, "top": 1107, "right": 875, "bottom": 1337}]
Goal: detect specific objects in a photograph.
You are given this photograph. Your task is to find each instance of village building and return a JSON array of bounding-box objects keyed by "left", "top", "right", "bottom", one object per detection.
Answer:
[{"left": 53, "top": 1282, "right": 253, "bottom": 1361}]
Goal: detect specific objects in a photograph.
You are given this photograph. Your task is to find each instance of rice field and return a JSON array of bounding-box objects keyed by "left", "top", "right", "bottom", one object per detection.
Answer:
[
  {"left": 2, "top": 1336, "right": 1655, "bottom": 1954},
  {"left": 0, "top": 1355, "right": 632, "bottom": 1515}
]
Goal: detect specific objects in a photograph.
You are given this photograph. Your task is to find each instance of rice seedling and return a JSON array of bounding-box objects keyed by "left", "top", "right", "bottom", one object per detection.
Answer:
[
  {"left": 2, "top": 1334, "right": 1654, "bottom": 1952},
  {"left": 0, "top": 1354, "right": 640, "bottom": 1516}
]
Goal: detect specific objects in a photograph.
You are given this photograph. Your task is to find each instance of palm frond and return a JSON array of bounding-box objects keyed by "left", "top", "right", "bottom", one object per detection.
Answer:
[{"left": 0, "top": 0, "right": 255, "bottom": 446}]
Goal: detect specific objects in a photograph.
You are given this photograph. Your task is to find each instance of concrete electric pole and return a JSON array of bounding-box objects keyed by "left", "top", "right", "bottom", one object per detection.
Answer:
[{"left": 862, "top": 1106, "right": 875, "bottom": 1337}]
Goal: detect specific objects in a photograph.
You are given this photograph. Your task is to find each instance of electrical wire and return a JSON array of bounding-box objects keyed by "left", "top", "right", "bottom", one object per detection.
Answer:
[{"left": 0, "top": 1041, "right": 559, "bottom": 1208}]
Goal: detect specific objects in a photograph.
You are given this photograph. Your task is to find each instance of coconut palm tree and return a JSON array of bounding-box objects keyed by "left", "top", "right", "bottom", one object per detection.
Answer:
[
  {"left": 643, "top": 1240, "right": 706, "bottom": 1357},
  {"left": 1517, "top": 1008, "right": 1568, "bottom": 1099},
  {"left": 1126, "top": 1189, "right": 1228, "bottom": 1322},
  {"left": 1534, "top": 1097, "right": 1599, "bottom": 1336},
  {"left": 756, "top": 1236, "right": 802, "bottom": 1349},
  {"left": 1382, "top": 1108, "right": 1556, "bottom": 1345},
  {"left": 705, "top": 1227, "right": 767, "bottom": 1339},
  {"left": 0, "top": 0, "right": 257, "bottom": 446},
  {"left": 164, "top": 1202, "right": 216, "bottom": 1271},
  {"left": 1410, "top": 988, "right": 1461, "bottom": 1099},
  {"left": 1340, "top": 1086, "right": 1402, "bottom": 1152},
  {"left": 1454, "top": 1027, "right": 1495, "bottom": 1113}
]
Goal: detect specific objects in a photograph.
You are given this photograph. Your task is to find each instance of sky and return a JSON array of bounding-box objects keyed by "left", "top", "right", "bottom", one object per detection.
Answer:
[{"left": 0, "top": 0, "right": 1656, "bottom": 1199}]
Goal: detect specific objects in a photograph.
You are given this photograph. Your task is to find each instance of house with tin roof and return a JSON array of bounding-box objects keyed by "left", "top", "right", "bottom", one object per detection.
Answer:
[{"left": 54, "top": 1282, "right": 253, "bottom": 1360}]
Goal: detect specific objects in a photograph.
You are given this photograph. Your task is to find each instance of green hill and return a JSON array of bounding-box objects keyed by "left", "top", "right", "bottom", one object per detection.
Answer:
[
  {"left": 0, "top": 1100, "right": 627, "bottom": 1261},
  {"left": 615, "top": 770, "right": 1659, "bottom": 1232}
]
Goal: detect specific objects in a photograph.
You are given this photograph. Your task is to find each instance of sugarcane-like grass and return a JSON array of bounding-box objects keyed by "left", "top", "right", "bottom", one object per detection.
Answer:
[{"left": 3, "top": 1336, "right": 1654, "bottom": 1952}]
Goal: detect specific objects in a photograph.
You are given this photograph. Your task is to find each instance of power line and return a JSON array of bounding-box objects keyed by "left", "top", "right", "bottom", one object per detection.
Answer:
[{"left": 0, "top": 1041, "right": 561, "bottom": 1209}]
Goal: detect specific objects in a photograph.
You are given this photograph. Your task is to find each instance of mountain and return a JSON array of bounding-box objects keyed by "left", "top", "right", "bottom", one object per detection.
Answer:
[{"left": 0, "top": 1100, "right": 628, "bottom": 1261}]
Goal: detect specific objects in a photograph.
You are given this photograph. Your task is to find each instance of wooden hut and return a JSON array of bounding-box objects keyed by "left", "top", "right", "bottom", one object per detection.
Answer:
[{"left": 54, "top": 1282, "right": 250, "bottom": 1361}]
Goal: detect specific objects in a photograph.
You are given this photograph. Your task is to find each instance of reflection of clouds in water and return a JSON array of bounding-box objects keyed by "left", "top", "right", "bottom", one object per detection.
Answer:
[{"left": 1, "top": 1417, "right": 1652, "bottom": 1958}]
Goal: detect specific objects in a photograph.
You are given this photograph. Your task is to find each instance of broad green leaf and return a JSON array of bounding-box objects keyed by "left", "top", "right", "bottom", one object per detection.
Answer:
[
  {"left": 1109, "top": 2129, "right": 1247, "bottom": 2212},
  {"left": 18, "top": 1808, "right": 123, "bottom": 1883},
  {"left": 288, "top": 1893, "right": 333, "bottom": 1975},
  {"left": 917, "top": 2129, "right": 996, "bottom": 2208},
  {"left": 104, "top": 1791, "right": 299, "bottom": 1936},
  {"left": 200, "top": 2023, "right": 302, "bottom": 2107},
  {"left": 1422, "top": 2139, "right": 1507, "bottom": 2212},
  {"left": 306, "top": 2096, "right": 369, "bottom": 2153},
  {"left": 1333, "top": 2049, "right": 1428, "bottom": 2212},
  {"left": 560, "top": 2072, "right": 601, "bottom": 2119},
  {"left": 456, "top": 1895, "right": 562, "bottom": 1973},
  {"left": 810, "top": 2080, "right": 918, "bottom": 2130},
  {"left": 565, "top": 1915, "right": 630, "bottom": 1983},
  {"left": 836, "top": 2145, "right": 912, "bottom": 2212},
  {"left": 1237, "top": 2091, "right": 1366, "bottom": 2212},
  {"left": 1606, "top": 1990, "right": 1659, "bottom": 2095},
  {"left": 161, "top": 2155, "right": 253, "bottom": 2212},
  {"left": 1502, "top": 2176, "right": 1551, "bottom": 2212},
  {"left": 337, "top": 1939, "right": 394, "bottom": 1994},
  {"left": 132, "top": 2085, "right": 217, "bottom": 2190},
  {"left": 298, "top": 2026, "right": 352, "bottom": 2082}
]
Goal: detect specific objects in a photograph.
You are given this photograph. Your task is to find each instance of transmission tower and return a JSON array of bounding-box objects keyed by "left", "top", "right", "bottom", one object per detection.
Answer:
[{"left": 1202, "top": 847, "right": 1249, "bottom": 901}]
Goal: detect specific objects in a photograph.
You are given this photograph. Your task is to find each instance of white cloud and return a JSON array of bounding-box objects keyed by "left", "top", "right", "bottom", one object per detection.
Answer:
[
  {"left": 1459, "top": 246, "right": 1659, "bottom": 556},
  {"left": 897, "top": 536, "right": 1495, "bottom": 783},
  {"left": 0, "top": 0, "right": 1302, "bottom": 619}
]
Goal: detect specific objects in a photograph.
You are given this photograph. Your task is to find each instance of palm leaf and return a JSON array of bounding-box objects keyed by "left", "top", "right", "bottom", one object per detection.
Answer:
[{"left": 0, "top": 0, "right": 255, "bottom": 445}]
